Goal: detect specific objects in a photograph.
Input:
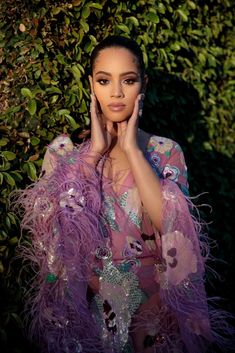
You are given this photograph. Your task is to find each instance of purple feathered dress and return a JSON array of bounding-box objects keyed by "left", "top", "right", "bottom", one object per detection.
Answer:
[{"left": 16, "top": 134, "right": 234, "bottom": 353}]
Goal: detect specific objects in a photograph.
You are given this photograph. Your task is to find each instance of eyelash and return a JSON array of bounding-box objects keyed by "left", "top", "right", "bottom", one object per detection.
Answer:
[{"left": 96, "top": 78, "right": 137, "bottom": 85}]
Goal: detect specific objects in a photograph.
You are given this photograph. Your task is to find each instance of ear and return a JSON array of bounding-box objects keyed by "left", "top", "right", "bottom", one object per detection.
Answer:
[
  {"left": 141, "top": 74, "right": 148, "bottom": 93},
  {"left": 88, "top": 75, "right": 94, "bottom": 94}
]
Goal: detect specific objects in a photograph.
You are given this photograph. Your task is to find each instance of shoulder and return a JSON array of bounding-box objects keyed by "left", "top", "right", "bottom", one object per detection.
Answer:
[
  {"left": 41, "top": 134, "right": 74, "bottom": 176},
  {"left": 47, "top": 134, "right": 74, "bottom": 156},
  {"left": 147, "top": 135, "right": 182, "bottom": 155},
  {"left": 146, "top": 134, "right": 185, "bottom": 166},
  {"left": 144, "top": 133, "right": 189, "bottom": 194}
]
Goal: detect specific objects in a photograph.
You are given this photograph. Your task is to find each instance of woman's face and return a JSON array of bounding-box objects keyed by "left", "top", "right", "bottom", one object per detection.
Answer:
[{"left": 90, "top": 47, "right": 144, "bottom": 123}]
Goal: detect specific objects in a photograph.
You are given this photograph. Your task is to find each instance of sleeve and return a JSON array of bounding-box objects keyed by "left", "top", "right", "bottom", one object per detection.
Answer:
[
  {"left": 16, "top": 136, "right": 107, "bottom": 353},
  {"left": 147, "top": 136, "right": 234, "bottom": 352}
]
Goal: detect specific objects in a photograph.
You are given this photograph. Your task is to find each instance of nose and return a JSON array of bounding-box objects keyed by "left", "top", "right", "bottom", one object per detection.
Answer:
[{"left": 110, "top": 81, "right": 124, "bottom": 98}]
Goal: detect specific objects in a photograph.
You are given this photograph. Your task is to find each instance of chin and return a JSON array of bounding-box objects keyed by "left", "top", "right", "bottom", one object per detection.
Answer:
[{"left": 103, "top": 112, "right": 131, "bottom": 123}]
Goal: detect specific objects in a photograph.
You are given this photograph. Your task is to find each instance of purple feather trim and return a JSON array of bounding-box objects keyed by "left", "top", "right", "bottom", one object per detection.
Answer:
[
  {"left": 159, "top": 180, "right": 235, "bottom": 352},
  {"left": 14, "top": 144, "right": 108, "bottom": 353}
]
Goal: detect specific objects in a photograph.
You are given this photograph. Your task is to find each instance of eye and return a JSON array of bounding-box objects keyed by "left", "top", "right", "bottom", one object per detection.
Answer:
[
  {"left": 97, "top": 79, "right": 109, "bottom": 85},
  {"left": 123, "top": 78, "right": 137, "bottom": 85}
]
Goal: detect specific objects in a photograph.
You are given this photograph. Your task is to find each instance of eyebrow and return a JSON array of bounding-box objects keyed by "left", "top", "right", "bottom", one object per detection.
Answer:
[{"left": 94, "top": 71, "right": 139, "bottom": 77}]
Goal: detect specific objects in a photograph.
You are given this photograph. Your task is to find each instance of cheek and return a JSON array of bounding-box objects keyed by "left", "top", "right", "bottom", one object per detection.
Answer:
[{"left": 93, "top": 86, "right": 105, "bottom": 104}]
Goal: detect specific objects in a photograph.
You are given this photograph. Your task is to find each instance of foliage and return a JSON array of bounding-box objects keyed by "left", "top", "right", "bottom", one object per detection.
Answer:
[{"left": 0, "top": 0, "right": 234, "bottom": 351}]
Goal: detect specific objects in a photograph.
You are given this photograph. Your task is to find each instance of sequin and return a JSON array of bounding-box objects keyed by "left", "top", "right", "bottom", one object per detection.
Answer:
[
  {"left": 59, "top": 188, "right": 85, "bottom": 212},
  {"left": 128, "top": 210, "right": 141, "bottom": 228},
  {"left": 92, "top": 248, "right": 144, "bottom": 352},
  {"left": 46, "top": 273, "right": 58, "bottom": 283},
  {"left": 119, "top": 191, "right": 128, "bottom": 207},
  {"left": 118, "top": 191, "right": 142, "bottom": 229},
  {"left": 155, "top": 333, "right": 166, "bottom": 346},
  {"left": 34, "top": 196, "right": 53, "bottom": 218},
  {"left": 103, "top": 196, "right": 120, "bottom": 231},
  {"left": 96, "top": 246, "right": 112, "bottom": 260}
]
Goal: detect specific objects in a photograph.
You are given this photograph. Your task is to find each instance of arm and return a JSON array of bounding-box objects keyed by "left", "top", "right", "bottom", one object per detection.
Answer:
[{"left": 125, "top": 148, "right": 162, "bottom": 231}]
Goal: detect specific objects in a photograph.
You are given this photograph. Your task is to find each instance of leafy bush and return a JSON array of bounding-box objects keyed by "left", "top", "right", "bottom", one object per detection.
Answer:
[{"left": 0, "top": 0, "right": 234, "bottom": 351}]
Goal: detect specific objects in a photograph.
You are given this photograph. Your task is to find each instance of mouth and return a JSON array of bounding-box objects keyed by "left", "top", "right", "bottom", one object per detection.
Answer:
[{"left": 108, "top": 103, "right": 126, "bottom": 112}]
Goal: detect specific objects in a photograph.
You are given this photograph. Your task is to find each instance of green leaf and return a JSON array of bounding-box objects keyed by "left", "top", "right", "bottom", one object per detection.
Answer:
[
  {"left": 71, "top": 65, "right": 81, "bottom": 81},
  {"left": 27, "top": 99, "right": 37, "bottom": 115},
  {"left": 21, "top": 88, "right": 33, "bottom": 99},
  {"left": 0, "top": 138, "right": 9, "bottom": 147},
  {"left": 127, "top": 16, "right": 139, "bottom": 26},
  {"left": 51, "top": 7, "right": 63, "bottom": 15},
  {"left": 25, "top": 162, "right": 38, "bottom": 180},
  {"left": 82, "top": 6, "right": 90, "bottom": 19},
  {"left": 9, "top": 237, "right": 19, "bottom": 245},
  {"left": 34, "top": 69, "right": 41, "bottom": 79},
  {"left": 65, "top": 114, "right": 80, "bottom": 130},
  {"left": 2, "top": 172, "right": 15, "bottom": 186},
  {"left": 46, "top": 87, "right": 62, "bottom": 94},
  {"left": 89, "top": 2, "right": 103, "bottom": 10},
  {"left": 30, "top": 136, "right": 40, "bottom": 146},
  {"left": 146, "top": 12, "right": 159, "bottom": 24},
  {"left": 41, "top": 72, "right": 51, "bottom": 84},
  {"left": 116, "top": 24, "right": 130, "bottom": 34},
  {"left": 58, "top": 109, "right": 71, "bottom": 116},
  {"left": 187, "top": 1, "right": 197, "bottom": 10},
  {"left": 1, "top": 151, "right": 16, "bottom": 160},
  {"left": 176, "top": 9, "right": 188, "bottom": 22}
]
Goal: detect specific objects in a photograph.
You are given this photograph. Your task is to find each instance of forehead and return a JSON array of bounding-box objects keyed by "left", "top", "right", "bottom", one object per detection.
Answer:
[{"left": 93, "top": 47, "right": 139, "bottom": 73}]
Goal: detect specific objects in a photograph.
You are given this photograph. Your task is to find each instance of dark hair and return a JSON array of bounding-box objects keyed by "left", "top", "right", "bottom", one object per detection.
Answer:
[{"left": 90, "top": 35, "right": 145, "bottom": 82}]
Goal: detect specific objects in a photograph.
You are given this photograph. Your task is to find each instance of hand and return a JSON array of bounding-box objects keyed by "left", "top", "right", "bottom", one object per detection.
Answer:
[
  {"left": 89, "top": 94, "right": 113, "bottom": 155},
  {"left": 117, "top": 93, "right": 144, "bottom": 154}
]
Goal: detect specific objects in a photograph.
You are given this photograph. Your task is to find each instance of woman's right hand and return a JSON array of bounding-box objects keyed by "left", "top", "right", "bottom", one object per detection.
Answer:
[{"left": 90, "top": 94, "right": 113, "bottom": 155}]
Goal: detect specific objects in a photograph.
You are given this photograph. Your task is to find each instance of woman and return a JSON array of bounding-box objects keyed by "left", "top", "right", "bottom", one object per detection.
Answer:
[{"left": 18, "top": 36, "right": 232, "bottom": 353}]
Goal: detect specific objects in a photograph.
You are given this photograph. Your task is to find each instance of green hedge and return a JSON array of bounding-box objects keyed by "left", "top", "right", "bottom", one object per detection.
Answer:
[{"left": 0, "top": 0, "right": 234, "bottom": 351}]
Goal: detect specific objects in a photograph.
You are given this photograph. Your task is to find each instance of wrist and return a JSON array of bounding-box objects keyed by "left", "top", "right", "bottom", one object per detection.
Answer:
[{"left": 125, "top": 146, "right": 143, "bottom": 159}]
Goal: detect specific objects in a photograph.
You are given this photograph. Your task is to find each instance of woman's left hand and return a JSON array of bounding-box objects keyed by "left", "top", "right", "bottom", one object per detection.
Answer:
[{"left": 117, "top": 93, "right": 144, "bottom": 153}]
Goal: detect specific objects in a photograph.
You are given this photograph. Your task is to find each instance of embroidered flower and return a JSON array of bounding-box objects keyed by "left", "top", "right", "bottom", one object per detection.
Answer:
[
  {"left": 34, "top": 195, "right": 54, "bottom": 219},
  {"left": 151, "top": 137, "right": 173, "bottom": 154},
  {"left": 150, "top": 153, "right": 160, "bottom": 167},
  {"left": 125, "top": 235, "right": 143, "bottom": 256},
  {"left": 162, "top": 165, "right": 180, "bottom": 182},
  {"left": 59, "top": 188, "right": 85, "bottom": 212},
  {"left": 160, "top": 231, "right": 197, "bottom": 286},
  {"left": 49, "top": 135, "right": 73, "bottom": 156}
]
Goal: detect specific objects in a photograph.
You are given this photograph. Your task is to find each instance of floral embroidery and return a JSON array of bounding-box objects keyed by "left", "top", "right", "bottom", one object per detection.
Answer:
[
  {"left": 93, "top": 247, "right": 143, "bottom": 352},
  {"left": 123, "top": 235, "right": 143, "bottom": 257},
  {"left": 162, "top": 165, "right": 180, "bottom": 182},
  {"left": 158, "top": 231, "right": 197, "bottom": 286},
  {"left": 150, "top": 153, "right": 160, "bottom": 167},
  {"left": 150, "top": 136, "right": 173, "bottom": 154},
  {"left": 49, "top": 135, "right": 74, "bottom": 156},
  {"left": 59, "top": 188, "right": 85, "bottom": 212}
]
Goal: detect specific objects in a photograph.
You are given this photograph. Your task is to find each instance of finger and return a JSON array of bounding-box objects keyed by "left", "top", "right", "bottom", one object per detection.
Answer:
[
  {"left": 128, "top": 94, "right": 142, "bottom": 127},
  {"left": 89, "top": 75, "right": 94, "bottom": 94},
  {"left": 90, "top": 94, "right": 100, "bottom": 121},
  {"left": 106, "top": 120, "right": 114, "bottom": 134}
]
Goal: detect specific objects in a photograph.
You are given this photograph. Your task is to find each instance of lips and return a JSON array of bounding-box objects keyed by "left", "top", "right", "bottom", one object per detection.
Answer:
[{"left": 108, "top": 103, "right": 126, "bottom": 112}]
